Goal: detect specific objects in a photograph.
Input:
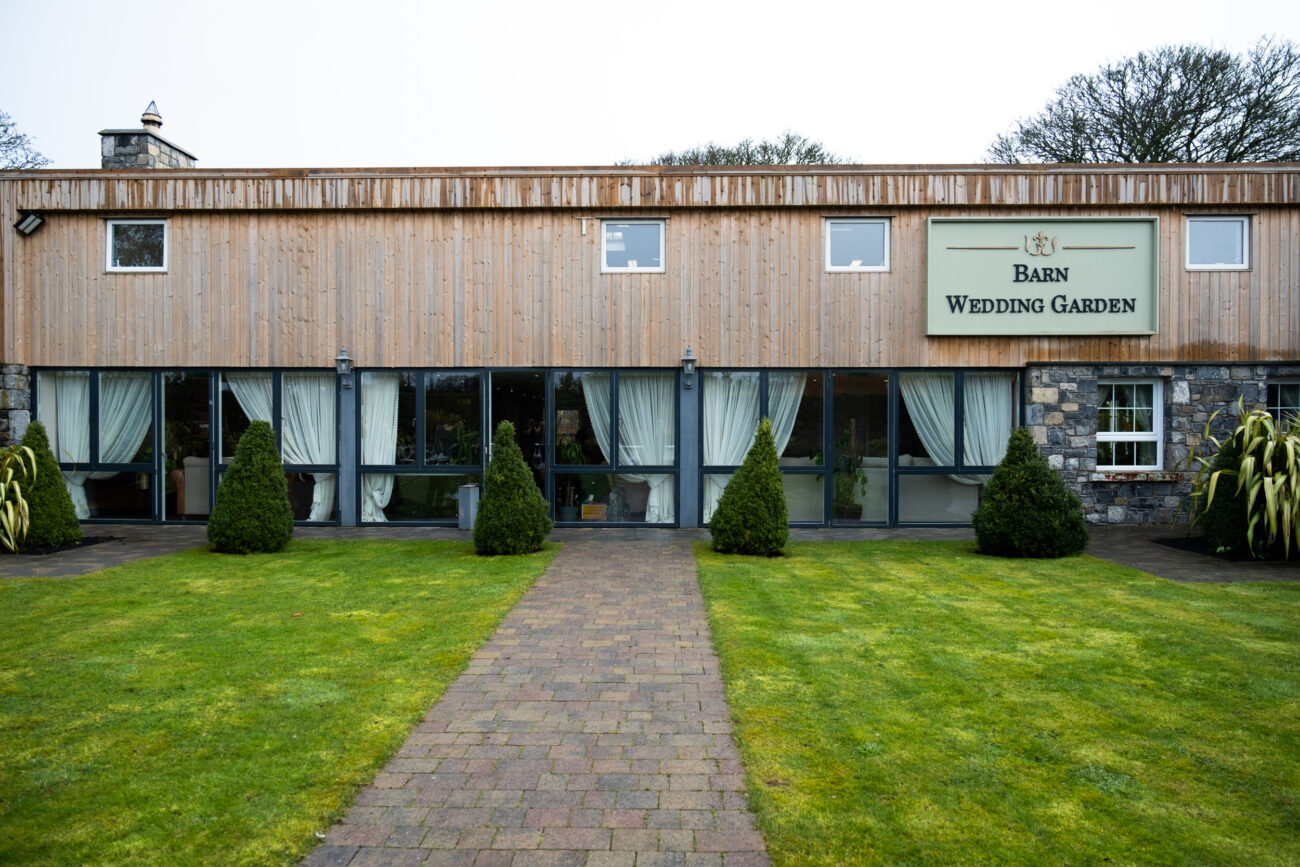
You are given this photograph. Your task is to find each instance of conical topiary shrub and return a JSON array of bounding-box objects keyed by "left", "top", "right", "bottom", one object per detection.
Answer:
[
  {"left": 19, "top": 421, "right": 82, "bottom": 550},
  {"left": 972, "top": 427, "right": 1089, "bottom": 558},
  {"left": 207, "top": 420, "right": 294, "bottom": 554},
  {"left": 473, "top": 420, "right": 552, "bottom": 555},
  {"left": 709, "top": 417, "right": 789, "bottom": 556}
]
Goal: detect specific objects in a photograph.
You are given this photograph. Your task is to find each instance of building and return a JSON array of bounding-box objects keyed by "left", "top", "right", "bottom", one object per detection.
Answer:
[{"left": 2, "top": 109, "right": 1297, "bottom": 529}]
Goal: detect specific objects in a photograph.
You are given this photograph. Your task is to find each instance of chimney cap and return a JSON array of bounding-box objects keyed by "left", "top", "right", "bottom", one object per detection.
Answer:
[{"left": 141, "top": 101, "right": 162, "bottom": 129}]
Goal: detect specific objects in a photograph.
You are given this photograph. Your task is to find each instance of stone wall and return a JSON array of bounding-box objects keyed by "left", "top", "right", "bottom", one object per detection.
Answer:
[
  {"left": 0, "top": 364, "right": 31, "bottom": 445},
  {"left": 1025, "top": 363, "right": 1298, "bottom": 525},
  {"left": 100, "top": 132, "right": 196, "bottom": 169}
]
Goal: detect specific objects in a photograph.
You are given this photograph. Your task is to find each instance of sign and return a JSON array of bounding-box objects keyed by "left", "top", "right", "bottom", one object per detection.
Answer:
[{"left": 926, "top": 218, "right": 1158, "bottom": 336}]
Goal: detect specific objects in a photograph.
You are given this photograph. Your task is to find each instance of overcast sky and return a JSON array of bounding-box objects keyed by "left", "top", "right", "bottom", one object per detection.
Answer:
[{"left": 2, "top": 0, "right": 1296, "bottom": 170}]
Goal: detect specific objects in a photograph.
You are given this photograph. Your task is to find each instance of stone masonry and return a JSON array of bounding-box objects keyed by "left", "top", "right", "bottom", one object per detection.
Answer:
[
  {"left": 1025, "top": 363, "right": 1300, "bottom": 525},
  {"left": 0, "top": 364, "right": 31, "bottom": 444}
]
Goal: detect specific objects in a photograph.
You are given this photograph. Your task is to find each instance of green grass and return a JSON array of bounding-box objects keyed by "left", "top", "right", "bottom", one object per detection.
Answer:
[
  {"left": 0, "top": 539, "right": 555, "bottom": 866},
  {"left": 695, "top": 541, "right": 1300, "bottom": 866}
]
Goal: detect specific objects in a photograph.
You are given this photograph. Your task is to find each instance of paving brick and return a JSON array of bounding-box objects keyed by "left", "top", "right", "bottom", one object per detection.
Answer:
[{"left": 300, "top": 536, "right": 767, "bottom": 866}]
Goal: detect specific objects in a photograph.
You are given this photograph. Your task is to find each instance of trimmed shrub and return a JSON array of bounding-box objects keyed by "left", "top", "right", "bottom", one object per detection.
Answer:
[
  {"left": 474, "top": 420, "right": 552, "bottom": 555},
  {"left": 710, "top": 418, "right": 789, "bottom": 556},
  {"left": 207, "top": 420, "right": 294, "bottom": 554},
  {"left": 19, "top": 421, "right": 81, "bottom": 550},
  {"left": 972, "top": 427, "right": 1090, "bottom": 558}
]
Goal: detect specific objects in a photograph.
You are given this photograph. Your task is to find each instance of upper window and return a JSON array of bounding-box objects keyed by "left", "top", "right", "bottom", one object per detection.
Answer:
[
  {"left": 107, "top": 219, "right": 168, "bottom": 272},
  {"left": 825, "top": 218, "right": 890, "bottom": 272},
  {"left": 602, "top": 220, "right": 664, "bottom": 273},
  {"left": 1268, "top": 382, "right": 1300, "bottom": 425},
  {"left": 1186, "top": 216, "right": 1248, "bottom": 270},
  {"left": 1097, "top": 380, "right": 1163, "bottom": 470}
]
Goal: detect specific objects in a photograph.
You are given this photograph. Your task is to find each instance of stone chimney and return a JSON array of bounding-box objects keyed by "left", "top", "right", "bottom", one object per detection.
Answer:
[{"left": 99, "top": 101, "right": 198, "bottom": 169}]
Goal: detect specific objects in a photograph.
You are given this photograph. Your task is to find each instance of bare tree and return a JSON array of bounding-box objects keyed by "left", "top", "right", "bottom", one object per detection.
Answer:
[
  {"left": 988, "top": 38, "right": 1300, "bottom": 163},
  {"left": 0, "top": 110, "right": 50, "bottom": 170},
  {"left": 623, "top": 132, "right": 851, "bottom": 166}
]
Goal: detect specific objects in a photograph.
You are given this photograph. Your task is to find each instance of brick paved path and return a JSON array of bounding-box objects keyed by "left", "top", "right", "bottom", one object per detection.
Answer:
[{"left": 303, "top": 535, "right": 769, "bottom": 867}]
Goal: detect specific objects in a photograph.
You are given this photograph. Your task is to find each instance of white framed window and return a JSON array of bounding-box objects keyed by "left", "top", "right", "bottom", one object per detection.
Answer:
[
  {"left": 1097, "top": 380, "right": 1163, "bottom": 470},
  {"left": 1186, "top": 216, "right": 1248, "bottom": 270},
  {"left": 1267, "top": 382, "right": 1300, "bottom": 425},
  {"left": 602, "top": 220, "right": 664, "bottom": 273},
  {"left": 825, "top": 218, "right": 890, "bottom": 272},
  {"left": 107, "top": 219, "right": 168, "bottom": 272}
]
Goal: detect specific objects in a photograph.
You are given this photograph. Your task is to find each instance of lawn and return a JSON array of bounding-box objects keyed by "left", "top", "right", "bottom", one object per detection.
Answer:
[
  {"left": 0, "top": 539, "right": 555, "bottom": 866},
  {"left": 696, "top": 541, "right": 1300, "bottom": 866}
]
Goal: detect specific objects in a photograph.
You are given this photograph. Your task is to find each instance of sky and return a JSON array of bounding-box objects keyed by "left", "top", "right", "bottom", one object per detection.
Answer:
[{"left": 2, "top": 0, "right": 1297, "bottom": 170}]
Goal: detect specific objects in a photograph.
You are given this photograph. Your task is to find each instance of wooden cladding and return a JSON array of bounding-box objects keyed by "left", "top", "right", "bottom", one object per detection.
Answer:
[
  {"left": 4, "top": 203, "right": 1296, "bottom": 370},
  {"left": 4, "top": 164, "right": 1298, "bottom": 213}
]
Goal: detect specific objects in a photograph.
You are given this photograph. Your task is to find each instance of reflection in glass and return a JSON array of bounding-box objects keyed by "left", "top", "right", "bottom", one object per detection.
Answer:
[
  {"left": 832, "top": 373, "right": 888, "bottom": 522},
  {"left": 164, "top": 370, "right": 211, "bottom": 521},
  {"left": 898, "top": 474, "right": 989, "bottom": 523},
  {"left": 368, "top": 474, "right": 476, "bottom": 521},
  {"left": 426, "top": 372, "right": 480, "bottom": 465},
  {"left": 555, "top": 473, "right": 674, "bottom": 524},
  {"left": 554, "top": 371, "right": 607, "bottom": 466}
]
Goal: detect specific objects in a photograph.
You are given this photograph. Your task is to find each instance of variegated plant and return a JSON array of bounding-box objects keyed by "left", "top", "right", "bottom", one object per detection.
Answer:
[{"left": 0, "top": 444, "right": 37, "bottom": 552}]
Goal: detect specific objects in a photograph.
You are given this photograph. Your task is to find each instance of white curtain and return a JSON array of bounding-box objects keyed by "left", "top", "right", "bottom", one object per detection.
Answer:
[
  {"left": 360, "top": 372, "right": 400, "bottom": 522},
  {"left": 38, "top": 372, "right": 92, "bottom": 519},
  {"left": 225, "top": 372, "right": 337, "bottom": 522},
  {"left": 282, "top": 373, "right": 337, "bottom": 521},
  {"left": 900, "top": 372, "right": 1015, "bottom": 485},
  {"left": 581, "top": 372, "right": 675, "bottom": 522},
  {"left": 615, "top": 372, "right": 676, "bottom": 523},
  {"left": 963, "top": 373, "right": 1016, "bottom": 470},
  {"left": 37, "top": 371, "right": 152, "bottom": 519},
  {"left": 701, "top": 371, "right": 806, "bottom": 522}
]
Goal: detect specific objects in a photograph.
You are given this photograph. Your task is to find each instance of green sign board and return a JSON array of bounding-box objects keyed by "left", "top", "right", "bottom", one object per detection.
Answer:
[{"left": 926, "top": 218, "right": 1159, "bottom": 336}]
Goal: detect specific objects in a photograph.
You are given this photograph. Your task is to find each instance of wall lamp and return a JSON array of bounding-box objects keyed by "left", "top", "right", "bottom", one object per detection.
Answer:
[
  {"left": 13, "top": 211, "right": 45, "bottom": 236},
  {"left": 681, "top": 346, "right": 697, "bottom": 389},
  {"left": 334, "top": 347, "right": 354, "bottom": 389}
]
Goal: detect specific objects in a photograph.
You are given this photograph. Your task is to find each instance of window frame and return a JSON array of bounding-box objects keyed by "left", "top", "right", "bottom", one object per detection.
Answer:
[
  {"left": 825, "top": 217, "right": 891, "bottom": 273},
  {"left": 1267, "top": 382, "right": 1300, "bottom": 425},
  {"left": 106, "top": 218, "right": 169, "bottom": 273},
  {"left": 1096, "top": 379, "right": 1164, "bottom": 471},
  {"left": 1185, "top": 215, "right": 1249, "bottom": 271},
  {"left": 601, "top": 219, "right": 666, "bottom": 274}
]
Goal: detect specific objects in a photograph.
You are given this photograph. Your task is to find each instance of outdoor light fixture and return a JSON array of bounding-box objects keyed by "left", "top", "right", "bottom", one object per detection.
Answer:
[
  {"left": 334, "top": 347, "right": 354, "bottom": 389},
  {"left": 681, "top": 346, "right": 697, "bottom": 389},
  {"left": 13, "top": 212, "right": 45, "bottom": 236}
]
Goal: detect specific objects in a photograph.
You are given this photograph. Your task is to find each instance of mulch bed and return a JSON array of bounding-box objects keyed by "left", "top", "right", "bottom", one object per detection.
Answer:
[
  {"left": 3, "top": 536, "right": 124, "bottom": 557},
  {"left": 1154, "top": 534, "right": 1286, "bottom": 562}
]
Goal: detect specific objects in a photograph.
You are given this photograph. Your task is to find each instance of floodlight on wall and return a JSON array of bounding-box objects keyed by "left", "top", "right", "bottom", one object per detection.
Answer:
[
  {"left": 335, "top": 347, "right": 354, "bottom": 389},
  {"left": 681, "top": 346, "right": 697, "bottom": 389},
  {"left": 13, "top": 211, "right": 45, "bottom": 236}
]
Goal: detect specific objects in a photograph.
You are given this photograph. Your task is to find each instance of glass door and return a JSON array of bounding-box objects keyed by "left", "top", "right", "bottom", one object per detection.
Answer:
[{"left": 488, "top": 370, "right": 548, "bottom": 498}]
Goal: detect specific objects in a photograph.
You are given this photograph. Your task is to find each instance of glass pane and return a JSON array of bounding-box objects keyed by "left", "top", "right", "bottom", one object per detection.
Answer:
[
  {"left": 702, "top": 372, "right": 760, "bottom": 466},
  {"left": 219, "top": 373, "right": 271, "bottom": 462},
  {"left": 368, "top": 473, "right": 476, "bottom": 521},
  {"left": 36, "top": 371, "right": 90, "bottom": 463},
  {"left": 617, "top": 372, "right": 675, "bottom": 466},
  {"left": 833, "top": 373, "right": 889, "bottom": 523},
  {"left": 1133, "top": 406, "right": 1153, "bottom": 432},
  {"left": 703, "top": 472, "right": 733, "bottom": 525},
  {"left": 285, "top": 472, "right": 336, "bottom": 521},
  {"left": 388, "top": 372, "right": 417, "bottom": 464},
  {"left": 604, "top": 222, "right": 662, "bottom": 269},
  {"left": 898, "top": 372, "right": 955, "bottom": 467},
  {"left": 84, "top": 472, "right": 153, "bottom": 519},
  {"left": 828, "top": 220, "right": 886, "bottom": 268},
  {"left": 773, "top": 371, "right": 822, "bottom": 463},
  {"left": 281, "top": 372, "right": 336, "bottom": 465},
  {"left": 426, "top": 371, "right": 481, "bottom": 465},
  {"left": 961, "top": 372, "right": 1017, "bottom": 466},
  {"left": 490, "top": 371, "right": 547, "bottom": 494},
  {"left": 1135, "top": 441, "right": 1158, "bottom": 467},
  {"left": 1188, "top": 218, "right": 1245, "bottom": 266},
  {"left": 555, "top": 473, "right": 674, "bottom": 524},
  {"left": 898, "top": 474, "right": 987, "bottom": 523},
  {"left": 98, "top": 372, "right": 153, "bottom": 464},
  {"left": 554, "top": 371, "right": 608, "bottom": 466},
  {"left": 783, "top": 472, "right": 824, "bottom": 523},
  {"left": 163, "top": 370, "right": 211, "bottom": 521},
  {"left": 359, "top": 371, "right": 410, "bottom": 466},
  {"left": 110, "top": 222, "right": 165, "bottom": 268}
]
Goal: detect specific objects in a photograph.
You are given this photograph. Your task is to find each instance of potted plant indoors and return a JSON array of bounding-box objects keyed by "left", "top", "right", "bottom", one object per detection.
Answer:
[
  {"left": 555, "top": 434, "right": 584, "bottom": 521},
  {"left": 832, "top": 432, "right": 869, "bottom": 520}
]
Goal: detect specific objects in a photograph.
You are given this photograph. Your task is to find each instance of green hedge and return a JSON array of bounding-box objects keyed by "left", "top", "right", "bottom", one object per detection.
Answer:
[
  {"left": 19, "top": 421, "right": 81, "bottom": 550},
  {"left": 972, "top": 427, "right": 1089, "bottom": 558},
  {"left": 207, "top": 420, "right": 294, "bottom": 554},
  {"left": 473, "top": 420, "right": 552, "bottom": 555},
  {"left": 709, "top": 418, "right": 789, "bottom": 556}
]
